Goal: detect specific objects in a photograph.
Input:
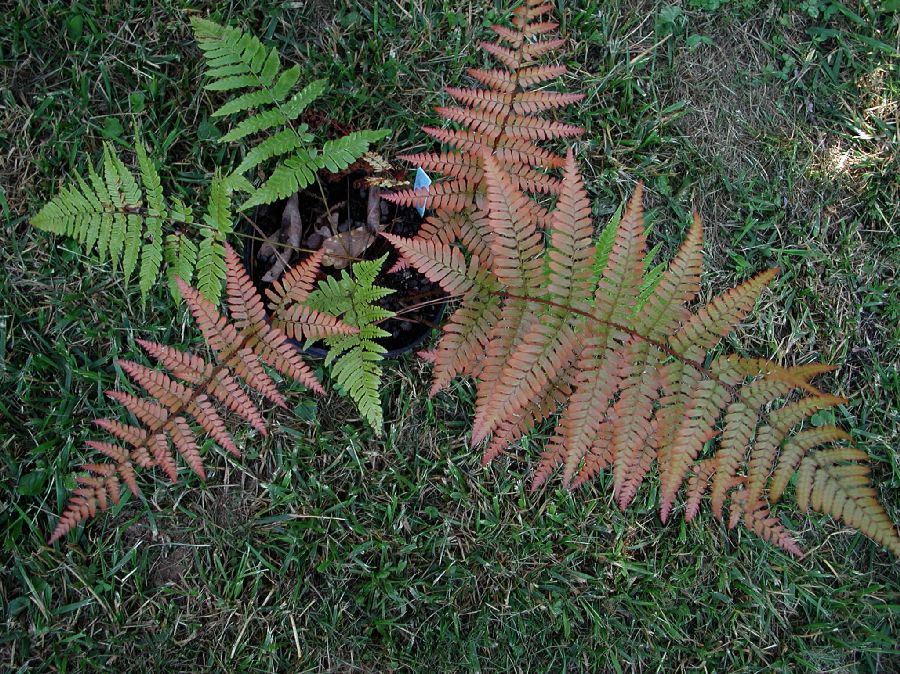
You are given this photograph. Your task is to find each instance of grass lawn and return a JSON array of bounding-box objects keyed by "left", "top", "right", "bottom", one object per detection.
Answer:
[{"left": 1, "top": 0, "right": 898, "bottom": 671}]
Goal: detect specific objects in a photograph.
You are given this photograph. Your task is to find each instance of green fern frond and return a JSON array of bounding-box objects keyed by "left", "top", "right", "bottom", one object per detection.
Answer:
[
  {"left": 192, "top": 17, "right": 390, "bottom": 210},
  {"left": 190, "top": 17, "right": 282, "bottom": 90},
  {"left": 305, "top": 254, "right": 394, "bottom": 433},
  {"left": 135, "top": 136, "right": 165, "bottom": 300},
  {"left": 195, "top": 174, "right": 235, "bottom": 303},
  {"left": 29, "top": 130, "right": 242, "bottom": 306},
  {"left": 32, "top": 137, "right": 149, "bottom": 290},
  {"left": 211, "top": 66, "right": 301, "bottom": 118},
  {"left": 234, "top": 127, "right": 315, "bottom": 176},
  {"left": 240, "top": 129, "right": 392, "bottom": 211}
]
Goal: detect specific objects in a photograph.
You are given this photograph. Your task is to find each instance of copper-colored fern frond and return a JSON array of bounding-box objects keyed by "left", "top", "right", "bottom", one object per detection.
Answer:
[
  {"left": 48, "top": 243, "right": 345, "bottom": 545},
  {"left": 385, "top": 0, "right": 582, "bottom": 255},
  {"left": 388, "top": 142, "right": 900, "bottom": 558}
]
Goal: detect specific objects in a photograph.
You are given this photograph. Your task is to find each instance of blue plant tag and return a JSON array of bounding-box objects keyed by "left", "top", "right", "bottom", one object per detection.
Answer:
[{"left": 413, "top": 167, "right": 432, "bottom": 217}]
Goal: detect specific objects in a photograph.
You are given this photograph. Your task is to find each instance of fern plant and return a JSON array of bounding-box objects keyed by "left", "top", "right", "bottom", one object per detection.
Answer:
[
  {"left": 384, "top": 148, "right": 900, "bottom": 558},
  {"left": 48, "top": 244, "right": 356, "bottom": 543},
  {"left": 190, "top": 17, "right": 390, "bottom": 210}
]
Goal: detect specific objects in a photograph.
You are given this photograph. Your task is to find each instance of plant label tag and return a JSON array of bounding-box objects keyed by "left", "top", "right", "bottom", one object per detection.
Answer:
[{"left": 413, "top": 167, "right": 432, "bottom": 216}]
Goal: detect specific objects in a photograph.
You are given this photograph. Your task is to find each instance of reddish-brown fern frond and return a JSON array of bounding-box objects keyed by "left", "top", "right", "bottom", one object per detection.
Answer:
[
  {"left": 390, "top": 143, "right": 900, "bottom": 556},
  {"left": 48, "top": 243, "right": 346, "bottom": 545},
  {"left": 384, "top": 1, "right": 582, "bottom": 254}
]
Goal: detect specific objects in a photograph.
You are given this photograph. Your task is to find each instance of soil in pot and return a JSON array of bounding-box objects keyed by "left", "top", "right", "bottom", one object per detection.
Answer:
[{"left": 242, "top": 170, "right": 448, "bottom": 357}]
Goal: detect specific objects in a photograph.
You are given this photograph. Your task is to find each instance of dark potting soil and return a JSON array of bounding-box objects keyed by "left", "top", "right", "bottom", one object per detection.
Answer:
[{"left": 243, "top": 171, "right": 447, "bottom": 356}]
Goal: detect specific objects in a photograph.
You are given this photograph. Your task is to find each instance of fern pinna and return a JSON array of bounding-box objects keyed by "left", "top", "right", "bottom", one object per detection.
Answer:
[
  {"left": 48, "top": 244, "right": 355, "bottom": 544},
  {"left": 383, "top": 0, "right": 583, "bottom": 257},
  {"left": 30, "top": 134, "right": 244, "bottom": 304},
  {"left": 383, "top": 149, "right": 900, "bottom": 558},
  {"left": 190, "top": 17, "right": 390, "bottom": 210}
]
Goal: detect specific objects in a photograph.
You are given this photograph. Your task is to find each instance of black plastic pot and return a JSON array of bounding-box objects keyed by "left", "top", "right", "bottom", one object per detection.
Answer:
[{"left": 241, "top": 177, "right": 447, "bottom": 359}]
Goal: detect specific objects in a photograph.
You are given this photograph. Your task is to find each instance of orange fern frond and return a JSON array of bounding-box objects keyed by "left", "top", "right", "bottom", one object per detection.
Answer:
[
  {"left": 48, "top": 243, "right": 344, "bottom": 544},
  {"left": 470, "top": 150, "right": 592, "bottom": 446},
  {"left": 263, "top": 249, "right": 357, "bottom": 342},
  {"left": 740, "top": 501, "right": 804, "bottom": 557},
  {"left": 512, "top": 91, "right": 584, "bottom": 114},
  {"left": 745, "top": 393, "right": 849, "bottom": 505},
  {"left": 266, "top": 250, "right": 325, "bottom": 310},
  {"left": 522, "top": 37, "right": 568, "bottom": 60},
  {"left": 392, "top": 141, "right": 899, "bottom": 556},
  {"left": 482, "top": 365, "right": 574, "bottom": 466},
  {"left": 380, "top": 233, "right": 474, "bottom": 296},
  {"left": 670, "top": 268, "right": 780, "bottom": 359},
  {"left": 379, "top": 2, "right": 900, "bottom": 558},
  {"left": 443, "top": 87, "right": 512, "bottom": 116},
  {"left": 399, "top": 151, "right": 563, "bottom": 196},
  {"left": 435, "top": 106, "right": 583, "bottom": 142},
  {"left": 387, "top": 2, "right": 580, "bottom": 257},
  {"left": 684, "top": 458, "right": 717, "bottom": 522},
  {"left": 421, "top": 127, "right": 568, "bottom": 171},
  {"left": 414, "top": 210, "right": 469, "bottom": 245}
]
